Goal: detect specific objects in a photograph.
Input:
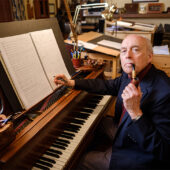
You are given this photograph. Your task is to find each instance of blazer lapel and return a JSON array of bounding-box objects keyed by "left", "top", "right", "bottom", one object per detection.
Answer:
[{"left": 139, "top": 66, "right": 155, "bottom": 104}]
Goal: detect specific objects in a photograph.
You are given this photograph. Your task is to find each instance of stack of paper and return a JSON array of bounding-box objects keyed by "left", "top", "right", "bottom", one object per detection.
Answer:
[{"left": 153, "top": 45, "right": 170, "bottom": 55}]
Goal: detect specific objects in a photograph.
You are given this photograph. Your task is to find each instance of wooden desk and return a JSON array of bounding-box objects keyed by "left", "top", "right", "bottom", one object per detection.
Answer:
[
  {"left": 152, "top": 54, "right": 170, "bottom": 77},
  {"left": 65, "top": 32, "right": 120, "bottom": 78}
]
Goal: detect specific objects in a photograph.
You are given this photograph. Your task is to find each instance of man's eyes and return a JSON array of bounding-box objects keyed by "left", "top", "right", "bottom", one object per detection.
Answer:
[
  {"left": 120, "top": 48, "right": 140, "bottom": 54},
  {"left": 132, "top": 48, "right": 139, "bottom": 52},
  {"left": 120, "top": 49, "right": 126, "bottom": 53}
]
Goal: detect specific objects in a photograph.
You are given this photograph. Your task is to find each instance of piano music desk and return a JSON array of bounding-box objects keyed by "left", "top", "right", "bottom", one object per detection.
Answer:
[{"left": 65, "top": 31, "right": 120, "bottom": 79}]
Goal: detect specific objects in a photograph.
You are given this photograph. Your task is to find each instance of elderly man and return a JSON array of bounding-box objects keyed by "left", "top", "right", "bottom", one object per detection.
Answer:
[{"left": 54, "top": 35, "right": 170, "bottom": 169}]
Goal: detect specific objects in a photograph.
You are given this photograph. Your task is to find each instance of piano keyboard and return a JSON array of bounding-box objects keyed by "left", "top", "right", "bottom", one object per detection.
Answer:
[{"left": 32, "top": 95, "right": 111, "bottom": 170}]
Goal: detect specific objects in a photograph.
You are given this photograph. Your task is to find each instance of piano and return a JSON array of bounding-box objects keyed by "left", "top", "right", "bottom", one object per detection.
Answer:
[
  {"left": 0, "top": 19, "right": 114, "bottom": 170},
  {"left": 0, "top": 67, "right": 113, "bottom": 170}
]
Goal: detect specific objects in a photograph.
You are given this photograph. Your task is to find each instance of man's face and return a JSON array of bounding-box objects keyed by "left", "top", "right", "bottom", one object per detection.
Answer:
[{"left": 120, "top": 35, "right": 152, "bottom": 75}]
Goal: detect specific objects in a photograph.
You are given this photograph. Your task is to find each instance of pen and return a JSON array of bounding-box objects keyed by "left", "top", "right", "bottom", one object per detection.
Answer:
[
  {"left": 0, "top": 115, "right": 12, "bottom": 126},
  {"left": 53, "top": 76, "right": 67, "bottom": 83}
]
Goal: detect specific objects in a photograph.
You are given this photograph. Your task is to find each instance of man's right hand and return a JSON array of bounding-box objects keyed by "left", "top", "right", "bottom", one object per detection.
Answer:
[{"left": 54, "top": 74, "right": 75, "bottom": 87}]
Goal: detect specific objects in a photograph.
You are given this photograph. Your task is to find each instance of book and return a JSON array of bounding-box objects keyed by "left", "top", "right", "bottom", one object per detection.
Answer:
[
  {"left": 0, "top": 29, "right": 70, "bottom": 110},
  {"left": 30, "top": 29, "right": 70, "bottom": 90}
]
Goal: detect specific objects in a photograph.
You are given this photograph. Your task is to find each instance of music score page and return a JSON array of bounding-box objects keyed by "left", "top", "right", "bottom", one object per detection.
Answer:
[
  {"left": 30, "top": 29, "right": 70, "bottom": 90},
  {"left": 0, "top": 34, "right": 53, "bottom": 109}
]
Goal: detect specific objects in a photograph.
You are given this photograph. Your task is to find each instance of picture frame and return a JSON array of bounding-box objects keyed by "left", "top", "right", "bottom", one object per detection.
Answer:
[
  {"left": 132, "top": 0, "right": 158, "bottom": 2},
  {"left": 147, "top": 3, "right": 164, "bottom": 13}
]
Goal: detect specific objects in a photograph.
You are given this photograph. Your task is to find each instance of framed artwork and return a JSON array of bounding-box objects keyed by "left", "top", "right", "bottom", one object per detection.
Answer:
[{"left": 132, "top": 0, "right": 158, "bottom": 2}]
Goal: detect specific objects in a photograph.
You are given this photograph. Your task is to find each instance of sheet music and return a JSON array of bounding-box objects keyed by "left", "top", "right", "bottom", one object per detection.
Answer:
[
  {"left": 97, "top": 40, "right": 121, "bottom": 50},
  {"left": 0, "top": 51, "right": 24, "bottom": 108},
  {"left": 0, "top": 34, "right": 53, "bottom": 109},
  {"left": 30, "top": 29, "right": 70, "bottom": 90}
]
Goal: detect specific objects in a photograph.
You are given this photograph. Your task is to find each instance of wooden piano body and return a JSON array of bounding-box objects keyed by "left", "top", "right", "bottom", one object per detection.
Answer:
[{"left": 0, "top": 19, "right": 113, "bottom": 169}]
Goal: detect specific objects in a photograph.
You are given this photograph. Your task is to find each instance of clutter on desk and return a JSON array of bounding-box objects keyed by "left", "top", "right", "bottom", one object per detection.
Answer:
[
  {"left": 71, "top": 45, "right": 83, "bottom": 68},
  {"left": 104, "top": 20, "right": 156, "bottom": 41},
  {"left": 71, "top": 49, "right": 105, "bottom": 70}
]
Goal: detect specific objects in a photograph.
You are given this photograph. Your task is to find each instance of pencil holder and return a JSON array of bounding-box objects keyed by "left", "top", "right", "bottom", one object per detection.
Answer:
[{"left": 72, "top": 58, "right": 81, "bottom": 68}]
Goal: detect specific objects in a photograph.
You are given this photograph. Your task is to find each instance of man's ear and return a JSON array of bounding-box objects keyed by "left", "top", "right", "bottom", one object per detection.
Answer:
[{"left": 148, "top": 52, "right": 153, "bottom": 63}]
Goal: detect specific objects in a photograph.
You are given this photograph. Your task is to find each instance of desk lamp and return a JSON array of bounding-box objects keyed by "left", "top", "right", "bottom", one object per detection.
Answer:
[
  {"left": 101, "top": 4, "right": 125, "bottom": 36},
  {"left": 63, "top": 0, "right": 108, "bottom": 51}
]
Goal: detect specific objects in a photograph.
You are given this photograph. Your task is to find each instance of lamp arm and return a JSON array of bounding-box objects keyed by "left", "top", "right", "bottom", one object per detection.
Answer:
[
  {"left": 73, "top": 3, "right": 108, "bottom": 26},
  {"left": 73, "top": 5, "right": 81, "bottom": 25},
  {"left": 63, "top": 0, "right": 78, "bottom": 50}
]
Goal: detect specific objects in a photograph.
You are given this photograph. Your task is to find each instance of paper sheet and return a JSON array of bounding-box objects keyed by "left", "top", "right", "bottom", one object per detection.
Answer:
[
  {"left": 97, "top": 39, "right": 121, "bottom": 50},
  {"left": 153, "top": 45, "right": 170, "bottom": 55},
  {"left": 0, "top": 34, "right": 53, "bottom": 109},
  {"left": 30, "top": 29, "right": 70, "bottom": 90}
]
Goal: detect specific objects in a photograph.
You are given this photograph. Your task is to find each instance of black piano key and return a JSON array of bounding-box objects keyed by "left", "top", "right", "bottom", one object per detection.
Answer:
[
  {"left": 92, "top": 95, "right": 103, "bottom": 100},
  {"left": 64, "top": 117, "right": 85, "bottom": 125},
  {"left": 34, "top": 163, "right": 50, "bottom": 170},
  {"left": 37, "top": 160, "right": 53, "bottom": 168},
  {"left": 49, "top": 148, "right": 62, "bottom": 155},
  {"left": 71, "top": 118, "right": 85, "bottom": 124},
  {"left": 45, "top": 151, "right": 60, "bottom": 158},
  {"left": 65, "top": 127, "right": 78, "bottom": 133},
  {"left": 47, "top": 148, "right": 63, "bottom": 154},
  {"left": 66, "top": 124, "right": 81, "bottom": 130},
  {"left": 74, "top": 113, "right": 89, "bottom": 119},
  {"left": 52, "top": 143, "right": 66, "bottom": 150},
  {"left": 80, "top": 108, "right": 93, "bottom": 113},
  {"left": 56, "top": 138, "right": 70, "bottom": 144},
  {"left": 60, "top": 133, "right": 73, "bottom": 139},
  {"left": 54, "top": 141, "right": 68, "bottom": 147},
  {"left": 85, "top": 103, "right": 97, "bottom": 109},
  {"left": 62, "top": 131, "right": 75, "bottom": 137},
  {"left": 40, "top": 156, "right": 56, "bottom": 164},
  {"left": 88, "top": 98, "right": 101, "bottom": 103}
]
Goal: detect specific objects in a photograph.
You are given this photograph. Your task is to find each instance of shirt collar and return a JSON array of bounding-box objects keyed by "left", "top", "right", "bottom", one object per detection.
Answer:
[
  {"left": 137, "top": 63, "right": 152, "bottom": 81},
  {"left": 127, "top": 63, "right": 152, "bottom": 81}
]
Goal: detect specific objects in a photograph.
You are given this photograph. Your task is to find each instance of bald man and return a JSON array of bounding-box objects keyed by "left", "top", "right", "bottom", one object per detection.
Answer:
[{"left": 54, "top": 35, "right": 170, "bottom": 169}]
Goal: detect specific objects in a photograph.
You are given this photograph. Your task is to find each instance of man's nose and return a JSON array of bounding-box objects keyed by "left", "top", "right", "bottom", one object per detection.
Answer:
[{"left": 125, "top": 50, "right": 132, "bottom": 58}]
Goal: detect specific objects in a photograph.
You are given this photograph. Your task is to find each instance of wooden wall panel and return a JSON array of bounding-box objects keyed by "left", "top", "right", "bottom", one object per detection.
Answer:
[{"left": 0, "top": 0, "right": 13, "bottom": 22}]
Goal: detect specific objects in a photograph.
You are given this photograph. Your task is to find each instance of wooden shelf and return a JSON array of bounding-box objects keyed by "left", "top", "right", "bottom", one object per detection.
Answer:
[{"left": 112, "top": 13, "right": 170, "bottom": 19}]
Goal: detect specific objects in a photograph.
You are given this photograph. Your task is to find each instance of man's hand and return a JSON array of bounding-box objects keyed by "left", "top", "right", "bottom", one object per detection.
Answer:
[
  {"left": 0, "top": 114, "right": 6, "bottom": 127},
  {"left": 54, "top": 74, "right": 75, "bottom": 87},
  {"left": 121, "top": 83, "right": 143, "bottom": 120}
]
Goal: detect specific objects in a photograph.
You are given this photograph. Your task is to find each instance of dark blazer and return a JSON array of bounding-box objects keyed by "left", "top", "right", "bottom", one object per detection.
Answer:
[{"left": 75, "top": 65, "right": 170, "bottom": 169}]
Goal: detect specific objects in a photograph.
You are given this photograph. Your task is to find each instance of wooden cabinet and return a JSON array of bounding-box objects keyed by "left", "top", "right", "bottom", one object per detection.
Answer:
[
  {"left": 152, "top": 55, "right": 170, "bottom": 77},
  {"left": 0, "top": 0, "right": 13, "bottom": 22}
]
